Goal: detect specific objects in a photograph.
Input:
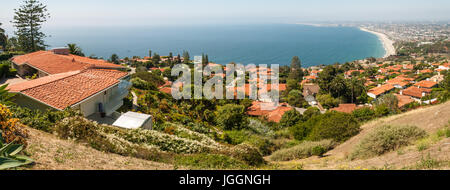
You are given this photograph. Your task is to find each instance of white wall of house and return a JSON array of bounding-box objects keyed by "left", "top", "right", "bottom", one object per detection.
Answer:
[
  {"left": 367, "top": 93, "right": 377, "bottom": 99},
  {"left": 75, "top": 85, "right": 120, "bottom": 117}
]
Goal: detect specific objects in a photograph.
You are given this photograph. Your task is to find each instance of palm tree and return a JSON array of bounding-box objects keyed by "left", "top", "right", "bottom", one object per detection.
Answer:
[{"left": 67, "top": 43, "right": 85, "bottom": 56}]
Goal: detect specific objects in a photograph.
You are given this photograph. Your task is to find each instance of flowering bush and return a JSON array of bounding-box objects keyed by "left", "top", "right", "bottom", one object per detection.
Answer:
[{"left": 0, "top": 104, "right": 28, "bottom": 146}]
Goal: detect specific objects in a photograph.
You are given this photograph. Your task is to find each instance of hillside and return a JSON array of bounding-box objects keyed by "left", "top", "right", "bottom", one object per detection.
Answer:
[
  {"left": 25, "top": 127, "right": 175, "bottom": 170},
  {"left": 271, "top": 101, "right": 450, "bottom": 170}
]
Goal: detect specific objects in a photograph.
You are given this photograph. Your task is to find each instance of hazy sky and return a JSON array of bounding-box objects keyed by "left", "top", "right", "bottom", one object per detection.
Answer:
[{"left": 1, "top": 0, "right": 449, "bottom": 31}]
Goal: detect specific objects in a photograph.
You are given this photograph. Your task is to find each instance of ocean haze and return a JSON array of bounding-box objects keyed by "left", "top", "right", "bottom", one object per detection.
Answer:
[{"left": 44, "top": 24, "right": 385, "bottom": 67}]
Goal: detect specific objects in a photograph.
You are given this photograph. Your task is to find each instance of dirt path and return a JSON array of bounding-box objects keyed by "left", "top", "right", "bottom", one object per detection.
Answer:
[{"left": 25, "top": 127, "right": 175, "bottom": 170}]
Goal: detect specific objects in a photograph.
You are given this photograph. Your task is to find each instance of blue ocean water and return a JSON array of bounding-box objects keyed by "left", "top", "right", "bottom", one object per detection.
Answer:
[{"left": 44, "top": 24, "right": 385, "bottom": 67}]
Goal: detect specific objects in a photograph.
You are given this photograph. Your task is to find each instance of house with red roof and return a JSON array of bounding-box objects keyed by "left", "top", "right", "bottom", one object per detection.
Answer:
[
  {"left": 8, "top": 69, "right": 131, "bottom": 117},
  {"left": 395, "top": 94, "right": 415, "bottom": 108},
  {"left": 386, "top": 76, "right": 411, "bottom": 89},
  {"left": 401, "top": 86, "right": 432, "bottom": 100},
  {"left": 330, "top": 104, "right": 358, "bottom": 113},
  {"left": 414, "top": 80, "right": 437, "bottom": 89},
  {"left": 11, "top": 48, "right": 124, "bottom": 78},
  {"left": 247, "top": 101, "right": 292, "bottom": 123},
  {"left": 7, "top": 48, "right": 131, "bottom": 117},
  {"left": 367, "top": 84, "right": 395, "bottom": 99}
]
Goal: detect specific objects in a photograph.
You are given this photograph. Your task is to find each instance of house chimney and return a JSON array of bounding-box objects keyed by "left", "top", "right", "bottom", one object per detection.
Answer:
[
  {"left": 400, "top": 90, "right": 403, "bottom": 95},
  {"left": 377, "top": 84, "right": 381, "bottom": 87},
  {"left": 51, "top": 47, "right": 70, "bottom": 55}
]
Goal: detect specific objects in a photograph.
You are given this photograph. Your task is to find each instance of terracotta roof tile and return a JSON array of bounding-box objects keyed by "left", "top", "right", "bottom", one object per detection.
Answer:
[
  {"left": 11, "top": 51, "right": 124, "bottom": 75},
  {"left": 414, "top": 80, "right": 437, "bottom": 88},
  {"left": 330, "top": 104, "right": 357, "bottom": 113},
  {"left": 402, "top": 86, "right": 431, "bottom": 98},
  {"left": 368, "top": 84, "right": 394, "bottom": 96},
  {"left": 395, "top": 94, "right": 415, "bottom": 108},
  {"left": 8, "top": 69, "right": 128, "bottom": 110}
]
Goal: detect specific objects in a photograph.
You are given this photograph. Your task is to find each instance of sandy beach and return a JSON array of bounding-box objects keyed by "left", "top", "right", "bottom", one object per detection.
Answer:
[{"left": 359, "top": 27, "right": 396, "bottom": 58}]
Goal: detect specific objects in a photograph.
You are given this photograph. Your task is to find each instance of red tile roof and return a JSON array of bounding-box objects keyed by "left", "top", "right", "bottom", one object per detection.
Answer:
[
  {"left": 402, "top": 86, "right": 432, "bottom": 98},
  {"left": 8, "top": 69, "right": 128, "bottom": 110},
  {"left": 247, "top": 101, "right": 292, "bottom": 123},
  {"left": 414, "top": 80, "right": 437, "bottom": 88},
  {"left": 368, "top": 84, "right": 395, "bottom": 96},
  {"left": 11, "top": 51, "right": 124, "bottom": 75},
  {"left": 330, "top": 104, "right": 357, "bottom": 113},
  {"left": 395, "top": 94, "right": 415, "bottom": 108},
  {"left": 386, "top": 76, "right": 411, "bottom": 87}
]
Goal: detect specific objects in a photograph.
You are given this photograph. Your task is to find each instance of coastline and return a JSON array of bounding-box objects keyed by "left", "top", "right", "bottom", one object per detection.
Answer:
[{"left": 359, "top": 27, "right": 396, "bottom": 58}]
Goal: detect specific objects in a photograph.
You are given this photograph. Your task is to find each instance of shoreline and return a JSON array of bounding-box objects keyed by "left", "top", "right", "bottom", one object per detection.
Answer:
[{"left": 359, "top": 27, "right": 396, "bottom": 58}]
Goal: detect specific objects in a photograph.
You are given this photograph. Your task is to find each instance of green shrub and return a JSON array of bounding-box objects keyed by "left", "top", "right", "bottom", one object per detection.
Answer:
[
  {"left": 352, "top": 107, "right": 375, "bottom": 122},
  {"left": 131, "top": 77, "right": 156, "bottom": 90},
  {"left": 174, "top": 154, "right": 248, "bottom": 169},
  {"left": 215, "top": 104, "right": 248, "bottom": 130},
  {"left": 317, "top": 94, "right": 339, "bottom": 109},
  {"left": 224, "top": 130, "right": 249, "bottom": 145},
  {"left": 279, "top": 109, "right": 303, "bottom": 128},
  {"left": 0, "top": 51, "right": 25, "bottom": 61},
  {"left": 230, "top": 143, "right": 265, "bottom": 166},
  {"left": 247, "top": 118, "right": 274, "bottom": 136},
  {"left": 291, "top": 111, "right": 360, "bottom": 142},
  {"left": 302, "top": 107, "right": 321, "bottom": 121},
  {"left": 269, "top": 140, "right": 335, "bottom": 161},
  {"left": 287, "top": 90, "right": 307, "bottom": 108},
  {"left": 131, "top": 71, "right": 165, "bottom": 87},
  {"left": 223, "top": 130, "right": 274, "bottom": 156},
  {"left": 11, "top": 106, "right": 81, "bottom": 132},
  {"left": 350, "top": 125, "right": 426, "bottom": 159}
]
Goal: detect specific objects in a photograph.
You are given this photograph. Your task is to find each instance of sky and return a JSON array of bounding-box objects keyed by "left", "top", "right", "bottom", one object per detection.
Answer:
[{"left": 1, "top": 0, "right": 450, "bottom": 31}]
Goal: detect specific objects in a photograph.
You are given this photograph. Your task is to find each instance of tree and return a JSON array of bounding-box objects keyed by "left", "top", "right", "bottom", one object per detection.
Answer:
[
  {"left": 67, "top": 44, "right": 84, "bottom": 56},
  {"left": 352, "top": 107, "right": 375, "bottom": 122},
  {"left": 279, "top": 109, "right": 303, "bottom": 128},
  {"left": 11, "top": 0, "right": 50, "bottom": 52},
  {"left": 316, "top": 94, "right": 339, "bottom": 109},
  {"left": 302, "top": 107, "right": 321, "bottom": 121},
  {"left": 329, "top": 75, "right": 347, "bottom": 98},
  {"left": 215, "top": 104, "right": 248, "bottom": 130},
  {"left": 148, "top": 50, "right": 152, "bottom": 58},
  {"left": 182, "top": 51, "right": 190, "bottom": 64},
  {"left": 374, "top": 93, "right": 399, "bottom": 116},
  {"left": 109, "top": 54, "right": 120, "bottom": 64},
  {"left": 345, "top": 77, "right": 366, "bottom": 103},
  {"left": 292, "top": 111, "right": 360, "bottom": 142},
  {"left": 286, "top": 79, "right": 301, "bottom": 92},
  {"left": 288, "top": 56, "right": 304, "bottom": 82},
  {"left": 0, "top": 22, "right": 7, "bottom": 50},
  {"left": 152, "top": 53, "right": 161, "bottom": 64},
  {"left": 287, "top": 90, "right": 306, "bottom": 108},
  {"left": 317, "top": 65, "right": 338, "bottom": 93}
]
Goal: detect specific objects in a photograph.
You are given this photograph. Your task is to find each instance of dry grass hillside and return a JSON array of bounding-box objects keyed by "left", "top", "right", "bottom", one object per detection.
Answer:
[
  {"left": 271, "top": 101, "right": 450, "bottom": 170},
  {"left": 24, "top": 127, "right": 175, "bottom": 170}
]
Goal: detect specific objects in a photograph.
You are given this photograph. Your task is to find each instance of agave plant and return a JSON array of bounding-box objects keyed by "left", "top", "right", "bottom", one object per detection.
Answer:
[{"left": 0, "top": 135, "right": 34, "bottom": 170}]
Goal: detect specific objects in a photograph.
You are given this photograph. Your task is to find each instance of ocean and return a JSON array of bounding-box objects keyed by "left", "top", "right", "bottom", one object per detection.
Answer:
[{"left": 44, "top": 24, "right": 385, "bottom": 67}]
